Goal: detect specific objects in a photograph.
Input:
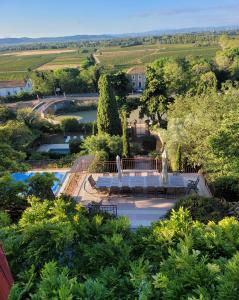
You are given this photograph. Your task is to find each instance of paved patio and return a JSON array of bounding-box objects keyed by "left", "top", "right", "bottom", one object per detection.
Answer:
[
  {"left": 69, "top": 172, "right": 211, "bottom": 228},
  {"left": 108, "top": 195, "right": 178, "bottom": 228}
]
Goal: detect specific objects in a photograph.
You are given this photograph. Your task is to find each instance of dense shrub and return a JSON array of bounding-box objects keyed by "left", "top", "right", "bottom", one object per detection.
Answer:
[
  {"left": 0, "top": 105, "right": 16, "bottom": 122},
  {"left": 168, "top": 195, "right": 230, "bottom": 223},
  {"left": 83, "top": 133, "right": 122, "bottom": 159},
  {"left": 0, "top": 92, "right": 37, "bottom": 103},
  {"left": 69, "top": 139, "right": 83, "bottom": 154},
  {"left": 214, "top": 176, "right": 239, "bottom": 202},
  {"left": 141, "top": 135, "right": 157, "bottom": 152},
  {"left": 2, "top": 206, "right": 239, "bottom": 299},
  {"left": 0, "top": 211, "right": 11, "bottom": 227},
  {"left": 88, "top": 150, "right": 109, "bottom": 173},
  {"left": 61, "top": 118, "right": 80, "bottom": 133}
]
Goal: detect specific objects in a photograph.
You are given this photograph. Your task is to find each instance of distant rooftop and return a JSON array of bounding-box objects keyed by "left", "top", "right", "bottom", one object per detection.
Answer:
[
  {"left": 0, "top": 80, "right": 26, "bottom": 89},
  {"left": 127, "top": 66, "right": 146, "bottom": 75}
]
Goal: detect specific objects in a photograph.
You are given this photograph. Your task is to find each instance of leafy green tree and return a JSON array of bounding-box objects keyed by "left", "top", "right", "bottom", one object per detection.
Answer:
[
  {"left": 210, "top": 109, "right": 239, "bottom": 176},
  {"left": 163, "top": 58, "right": 189, "bottom": 94},
  {"left": 54, "top": 68, "right": 82, "bottom": 93},
  {"left": 83, "top": 133, "right": 122, "bottom": 159},
  {"left": 61, "top": 117, "right": 79, "bottom": 133},
  {"left": 0, "top": 143, "right": 27, "bottom": 172},
  {"left": 198, "top": 71, "right": 218, "bottom": 93},
  {"left": 97, "top": 74, "right": 121, "bottom": 135},
  {"left": 140, "top": 65, "right": 171, "bottom": 126},
  {"left": 31, "top": 71, "right": 55, "bottom": 95},
  {"left": 69, "top": 139, "right": 83, "bottom": 154},
  {"left": 28, "top": 173, "right": 57, "bottom": 200},
  {"left": 0, "top": 173, "right": 28, "bottom": 218},
  {"left": 161, "top": 87, "right": 239, "bottom": 177},
  {"left": 0, "top": 105, "right": 16, "bottom": 123},
  {"left": 111, "top": 72, "right": 130, "bottom": 109},
  {"left": 0, "top": 120, "right": 36, "bottom": 151}
]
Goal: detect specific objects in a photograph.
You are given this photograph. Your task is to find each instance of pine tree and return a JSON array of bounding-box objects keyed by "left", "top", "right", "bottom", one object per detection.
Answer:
[
  {"left": 121, "top": 109, "right": 130, "bottom": 158},
  {"left": 97, "top": 74, "right": 121, "bottom": 135}
]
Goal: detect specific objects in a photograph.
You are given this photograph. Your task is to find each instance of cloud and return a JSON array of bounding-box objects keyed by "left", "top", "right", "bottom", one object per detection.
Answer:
[{"left": 134, "top": 3, "right": 239, "bottom": 18}]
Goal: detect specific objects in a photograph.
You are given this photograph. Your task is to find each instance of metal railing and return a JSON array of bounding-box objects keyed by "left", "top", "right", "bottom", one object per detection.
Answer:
[
  {"left": 88, "top": 158, "right": 201, "bottom": 174},
  {"left": 26, "top": 159, "right": 72, "bottom": 169},
  {"left": 87, "top": 204, "right": 118, "bottom": 217}
]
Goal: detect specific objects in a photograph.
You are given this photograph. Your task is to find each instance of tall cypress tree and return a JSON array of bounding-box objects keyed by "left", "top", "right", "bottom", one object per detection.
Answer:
[
  {"left": 175, "top": 144, "right": 183, "bottom": 172},
  {"left": 121, "top": 109, "right": 130, "bottom": 158},
  {"left": 97, "top": 74, "right": 121, "bottom": 135}
]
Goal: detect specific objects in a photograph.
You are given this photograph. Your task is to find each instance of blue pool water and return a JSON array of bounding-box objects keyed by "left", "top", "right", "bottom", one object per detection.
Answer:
[
  {"left": 11, "top": 172, "right": 67, "bottom": 194},
  {"left": 49, "top": 149, "right": 70, "bottom": 154}
]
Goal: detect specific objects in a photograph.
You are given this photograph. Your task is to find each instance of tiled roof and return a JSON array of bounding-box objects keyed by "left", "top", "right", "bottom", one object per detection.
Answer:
[
  {"left": 127, "top": 66, "right": 146, "bottom": 75},
  {"left": 0, "top": 80, "right": 26, "bottom": 89}
]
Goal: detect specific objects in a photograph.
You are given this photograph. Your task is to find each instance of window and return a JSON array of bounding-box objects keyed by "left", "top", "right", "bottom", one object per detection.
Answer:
[
  {"left": 132, "top": 75, "right": 135, "bottom": 80},
  {"left": 138, "top": 75, "right": 141, "bottom": 79}
]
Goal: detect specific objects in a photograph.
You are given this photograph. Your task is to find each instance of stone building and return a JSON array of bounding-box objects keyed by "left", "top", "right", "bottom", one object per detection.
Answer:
[{"left": 127, "top": 66, "right": 146, "bottom": 92}]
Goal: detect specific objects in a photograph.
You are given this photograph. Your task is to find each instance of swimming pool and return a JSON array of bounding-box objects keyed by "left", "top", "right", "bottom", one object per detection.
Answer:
[
  {"left": 11, "top": 172, "right": 67, "bottom": 194},
  {"left": 49, "top": 149, "right": 70, "bottom": 154}
]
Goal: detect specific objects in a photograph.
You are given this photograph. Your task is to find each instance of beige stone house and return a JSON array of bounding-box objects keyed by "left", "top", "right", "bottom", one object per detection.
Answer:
[{"left": 127, "top": 66, "right": 146, "bottom": 92}]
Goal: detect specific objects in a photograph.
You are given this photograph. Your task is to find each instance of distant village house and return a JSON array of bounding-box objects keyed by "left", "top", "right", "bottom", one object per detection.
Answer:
[
  {"left": 127, "top": 66, "right": 146, "bottom": 92},
  {"left": 0, "top": 79, "right": 32, "bottom": 97}
]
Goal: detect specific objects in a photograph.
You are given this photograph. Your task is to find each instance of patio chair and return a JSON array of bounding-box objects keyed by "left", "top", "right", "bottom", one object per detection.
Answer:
[
  {"left": 156, "top": 187, "right": 167, "bottom": 197},
  {"left": 121, "top": 186, "right": 131, "bottom": 194},
  {"left": 133, "top": 186, "right": 144, "bottom": 194},
  {"left": 88, "top": 175, "right": 96, "bottom": 189},
  {"left": 186, "top": 176, "right": 200, "bottom": 195},
  {"left": 177, "top": 187, "right": 187, "bottom": 195},
  {"left": 166, "top": 187, "right": 177, "bottom": 199},
  {"left": 110, "top": 186, "right": 120, "bottom": 195},
  {"left": 147, "top": 186, "right": 156, "bottom": 194}
]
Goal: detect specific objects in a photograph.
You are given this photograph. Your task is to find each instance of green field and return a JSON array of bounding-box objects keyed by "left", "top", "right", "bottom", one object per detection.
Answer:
[
  {"left": 0, "top": 43, "right": 221, "bottom": 80},
  {"left": 0, "top": 49, "right": 90, "bottom": 79},
  {"left": 96, "top": 44, "right": 220, "bottom": 71}
]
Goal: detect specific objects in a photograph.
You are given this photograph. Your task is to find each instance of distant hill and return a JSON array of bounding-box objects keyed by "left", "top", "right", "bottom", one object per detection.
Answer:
[{"left": 0, "top": 25, "right": 239, "bottom": 46}]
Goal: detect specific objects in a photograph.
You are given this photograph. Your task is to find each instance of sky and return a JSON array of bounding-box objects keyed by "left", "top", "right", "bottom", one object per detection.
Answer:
[{"left": 0, "top": 0, "right": 239, "bottom": 37}]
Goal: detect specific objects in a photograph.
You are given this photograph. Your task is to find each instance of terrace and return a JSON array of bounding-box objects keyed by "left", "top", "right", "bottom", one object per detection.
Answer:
[{"left": 65, "top": 156, "right": 212, "bottom": 228}]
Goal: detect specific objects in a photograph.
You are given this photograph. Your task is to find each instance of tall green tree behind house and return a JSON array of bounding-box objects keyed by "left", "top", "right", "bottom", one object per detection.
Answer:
[
  {"left": 140, "top": 65, "right": 170, "bottom": 127},
  {"left": 97, "top": 74, "right": 121, "bottom": 135},
  {"left": 111, "top": 72, "right": 130, "bottom": 109}
]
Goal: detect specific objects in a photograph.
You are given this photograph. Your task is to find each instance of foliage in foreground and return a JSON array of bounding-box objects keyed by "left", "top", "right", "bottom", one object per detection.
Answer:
[
  {"left": 1, "top": 197, "right": 239, "bottom": 299},
  {"left": 167, "top": 195, "right": 230, "bottom": 223}
]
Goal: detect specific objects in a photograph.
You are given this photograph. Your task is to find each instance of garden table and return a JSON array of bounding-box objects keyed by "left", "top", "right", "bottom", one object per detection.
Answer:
[{"left": 96, "top": 175, "right": 186, "bottom": 189}]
